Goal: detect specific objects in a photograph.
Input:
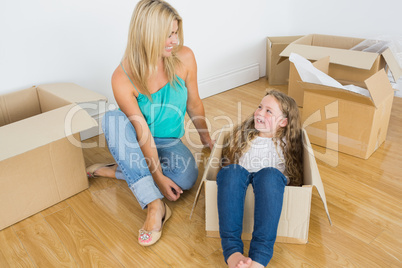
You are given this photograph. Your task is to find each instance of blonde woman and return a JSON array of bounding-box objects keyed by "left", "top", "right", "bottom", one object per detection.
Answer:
[
  {"left": 218, "top": 90, "right": 303, "bottom": 267},
  {"left": 87, "top": 0, "right": 212, "bottom": 246}
]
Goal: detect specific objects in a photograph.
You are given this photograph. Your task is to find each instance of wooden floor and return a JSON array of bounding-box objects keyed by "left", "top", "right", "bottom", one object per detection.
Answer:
[{"left": 1, "top": 78, "right": 401, "bottom": 267}]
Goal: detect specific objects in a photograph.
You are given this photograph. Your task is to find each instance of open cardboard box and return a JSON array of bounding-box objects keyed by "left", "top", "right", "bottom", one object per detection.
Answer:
[
  {"left": 298, "top": 59, "right": 394, "bottom": 159},
  {"left": 280, "top": 34, "right": 402, "bottom": 90},
  {"left": 191, "top": 126, "right": 332, "bottom": 244},
  {"left": 266, "top": 36, "right": 303, "bottom": 85},
  {"left": 0, "top": 83, "right": 107, "bottom": 230}
]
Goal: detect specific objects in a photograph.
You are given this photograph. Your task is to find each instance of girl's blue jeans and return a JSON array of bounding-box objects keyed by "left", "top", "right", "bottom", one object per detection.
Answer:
[
  {"left": 217, "top": 164, "right": 287, "bottom": 266},
  {"left": 102, "top": 110, "right": 198, "bottom": 209}
]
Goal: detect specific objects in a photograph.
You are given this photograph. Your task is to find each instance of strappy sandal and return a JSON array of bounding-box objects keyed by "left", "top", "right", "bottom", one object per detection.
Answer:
[
  {"left": 138, "top": 203, "right": 172, "bottom": 246},
  {"left": 86, "top": 163, "right": 116, "bottom": 178}
]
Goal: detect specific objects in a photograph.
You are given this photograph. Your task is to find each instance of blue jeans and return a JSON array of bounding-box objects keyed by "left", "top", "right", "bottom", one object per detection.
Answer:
[
  {"left": 102, "top": 110, "right": 198, "bottom": 209},
  {"left": 217, "top": 164, "right": 287, "bottom": 266}
]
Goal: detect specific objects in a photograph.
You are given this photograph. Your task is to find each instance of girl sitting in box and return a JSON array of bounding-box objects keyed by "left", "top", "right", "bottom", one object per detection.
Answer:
[{"left": 218, "top": 90, "right": 303, "bottom": 268}]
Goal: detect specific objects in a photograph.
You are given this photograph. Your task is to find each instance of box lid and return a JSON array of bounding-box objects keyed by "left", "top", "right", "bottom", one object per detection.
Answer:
[
  {"left": 267, "top": 36, "right": 304, "bottom": 46},
  {"left": 302, "top": 129, "right": 331, "bottom": 225},
  {"left": 0, "top": 104, "right": 97, "bottom": 161},
  {"left": 280, "top": 34, "right": 402, "bottom": 80},
  {"left": 37, "top": 83, "right": 108, "bottom": 104},
  {"left": 300, "top": 69, "right": 393, "bottom": 109},
  {"left": 291, "top": 53, "right": 393, "bottom": 108}
]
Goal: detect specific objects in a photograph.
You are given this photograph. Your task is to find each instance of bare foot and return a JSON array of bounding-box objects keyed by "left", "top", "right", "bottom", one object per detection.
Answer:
[
  {"left": 142, "top": 199, "right": 165, "bottom": 232},
  {"left": 227, "top": 252, "right": 252, "bottom": 268},
  {"left": 93, "top": 164, "right": 118, "bottom": 178}
]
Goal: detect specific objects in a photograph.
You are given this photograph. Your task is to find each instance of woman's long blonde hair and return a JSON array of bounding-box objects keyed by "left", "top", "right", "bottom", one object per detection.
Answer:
[
  {"left": 124, "top": 0, "right": 183, "bottom": 99},
  {"left": 222, "top": 90, "right": 303, "bottom": 186}
]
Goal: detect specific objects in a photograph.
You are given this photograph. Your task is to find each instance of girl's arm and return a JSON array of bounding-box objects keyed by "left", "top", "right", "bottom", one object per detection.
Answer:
[
  {"left": 178, "top": 46, "right": 213, "bottom": 150},
  {"left": 111, "top": 65, "right": 182, "bottom": 201}
]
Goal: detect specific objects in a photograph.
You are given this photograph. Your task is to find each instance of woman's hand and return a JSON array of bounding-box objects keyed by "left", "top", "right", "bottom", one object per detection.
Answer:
[
  {"left": 155, "top": 174, "right": 183, "bottom": 201},
  {"left": 201, "top": 136, "right": 215, "bottom": 150}
]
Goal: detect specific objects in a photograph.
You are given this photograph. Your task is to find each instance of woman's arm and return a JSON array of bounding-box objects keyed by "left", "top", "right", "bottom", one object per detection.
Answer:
[
  {"left": 111, "top": 65, "right": 183, "bottom": 201},
  {"left": 178, "top": 46, "right": 213, "bottom": 150}
]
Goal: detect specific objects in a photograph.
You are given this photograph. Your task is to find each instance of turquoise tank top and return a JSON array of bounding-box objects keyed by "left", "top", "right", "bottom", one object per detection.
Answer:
[{"left": 120, "top": 63, "right": 187, "bottom": 138}]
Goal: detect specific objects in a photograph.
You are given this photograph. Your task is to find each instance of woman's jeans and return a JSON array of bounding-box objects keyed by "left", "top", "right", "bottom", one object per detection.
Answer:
[
  {"left": 102, "top": 110, "right": 198, "bottom": 209},
  {"left": 217, "top": 164, "right": 287, "bottom": 266}
]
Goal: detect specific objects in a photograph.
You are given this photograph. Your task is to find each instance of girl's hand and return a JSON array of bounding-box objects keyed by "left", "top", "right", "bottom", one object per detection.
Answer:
[{"left": 155, "top": 175, "right": 183, "bottom": 201}]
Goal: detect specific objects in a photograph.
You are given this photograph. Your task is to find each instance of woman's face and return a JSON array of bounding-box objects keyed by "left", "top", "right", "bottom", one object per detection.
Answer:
[
  {"left": 254, "top": 95, "right": 288, "bottom": 138},
  {"left": 162, "top": 20, "right": 178, "bottom": 58}
]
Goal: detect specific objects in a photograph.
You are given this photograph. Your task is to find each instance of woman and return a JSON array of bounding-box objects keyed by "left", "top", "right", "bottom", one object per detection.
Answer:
[{"left": 87, "top": 0, "right": 213, "bottom": 246}]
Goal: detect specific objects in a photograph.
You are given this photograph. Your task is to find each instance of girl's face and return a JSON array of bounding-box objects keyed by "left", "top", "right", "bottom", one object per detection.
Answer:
[
  {"left": 254, "top": 95, "right": 288, "bottom": 138},
  {"left": 162, "top": 20, "right": 178, "bottom": 58}
]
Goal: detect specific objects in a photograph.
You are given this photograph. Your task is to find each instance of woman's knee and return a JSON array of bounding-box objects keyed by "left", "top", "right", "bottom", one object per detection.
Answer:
[{"left": 102, "top": 109, "right": 129, "bottom": 134}]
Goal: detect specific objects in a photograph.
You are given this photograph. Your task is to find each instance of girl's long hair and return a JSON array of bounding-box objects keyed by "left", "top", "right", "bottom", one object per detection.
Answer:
[
  {"left": 124, "top": 0, "right": 183, "bottom": 99},
  {"left": 222, "top": 90, "right": 303, "bottom": 186}
]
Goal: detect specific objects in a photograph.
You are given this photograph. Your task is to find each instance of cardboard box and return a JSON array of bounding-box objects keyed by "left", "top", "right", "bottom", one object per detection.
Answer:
[
  {"left": 289, "top": 56, "right": 330, "bottom": 106},
  {"left": 266, "top": 36, "right": 303, "bottom": 85},
  {"left": 0, "top": 83, "right": 107, "bottom": 230},
  {"left": 191, "top": 126, "right": 332, "bottom": 244},
  {"left": 299, "top": 64, "right": 394, "bottom": 159},
  {"left": 280, "top": 34, "right": 402, "bottom": 87}
]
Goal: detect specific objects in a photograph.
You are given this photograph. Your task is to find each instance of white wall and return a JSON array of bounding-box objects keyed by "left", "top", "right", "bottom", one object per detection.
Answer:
[{"left": 1, "top": 0, "right": 401, "bottom": 105}]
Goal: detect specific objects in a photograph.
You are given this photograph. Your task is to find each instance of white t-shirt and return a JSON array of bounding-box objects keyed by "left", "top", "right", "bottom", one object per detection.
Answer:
[{"left": 239, "top": 136, "right": 286, "bottom": 177}]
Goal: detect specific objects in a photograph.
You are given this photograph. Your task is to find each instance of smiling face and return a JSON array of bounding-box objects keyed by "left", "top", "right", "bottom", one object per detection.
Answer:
[
  {"left": 254, "top": 95, "right": 288, "bottom": 138},
  {"left": 162, "top": 20, "right": 178, "bottom": 58}
]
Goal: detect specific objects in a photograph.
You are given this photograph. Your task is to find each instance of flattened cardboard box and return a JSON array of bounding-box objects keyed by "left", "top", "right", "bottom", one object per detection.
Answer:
[
  {"left": 280, "top": 34, "right": 402, "bottom": 89},
  {"left": 266, "top": 36, "right": 303, "bottom": 85},
  {"left": 299, "top": 64, "right": 394, "bottom": 159},
  {"left": 0, "top": 83, "right": 107, "bottom": 230},
  {"left": 191, "top": 126, "right": 332, "bottom": 244}
]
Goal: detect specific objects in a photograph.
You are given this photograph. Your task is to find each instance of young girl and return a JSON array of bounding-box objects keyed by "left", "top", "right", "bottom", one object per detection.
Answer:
[{"left": 217, "top": 90, "right": 303, "bottom": 268}]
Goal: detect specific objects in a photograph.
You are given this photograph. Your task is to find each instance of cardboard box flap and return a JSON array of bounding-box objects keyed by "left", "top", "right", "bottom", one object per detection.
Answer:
[
  {"left": 190, "top": 125, "right": 232, "bottom": 219},
  {"left": 0, "top": 104, "right": 97, "bottom": 162},
  {"left": 281, "top": 44, "right": 379, "bottom": 70},
  {"left": 382, "top": 48, "right": 402, "bottom": 81},
  {"left": 302, "top": 129, "right": 332, "bottom": 225},
  {"left": 299, "top": 81, "right": 375, "bottom": 107},
  {"left": 364, "top": 69, "right": 394, "bottom": 108},
  {"left": 268, "top": 36, "right": 304, "bottom": 46},
  {"left": 0, "top": 87, "right": 41, "bottom": 126},
  {"left": 37, "top": 83, "right": 108, "bottom": 104}
]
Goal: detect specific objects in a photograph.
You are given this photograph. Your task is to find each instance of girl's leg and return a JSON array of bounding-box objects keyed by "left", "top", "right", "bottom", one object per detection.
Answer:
[
  {"left": 102, "top": 110, "right": 163, "bottom": 209},
  {"left": 217, "top": 164, "right": 251, "bottom": 264},
  {"left": 249, "top": 167, "right": 287, "bottom": 266},
  {"left": 155, "top": 137, "right": 198, "bottom": 191}
]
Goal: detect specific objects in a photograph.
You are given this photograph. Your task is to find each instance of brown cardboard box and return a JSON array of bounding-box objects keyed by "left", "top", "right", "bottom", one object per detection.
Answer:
[
  {"left": 191, "top": 126, "right": 332, "bottom": 244},
  {"left": 297, "top": 61, "right": 394, "bottom": 159},
  {"left": 280, "top": 34, "right": 402, "bottom": 87},
  {"left": 0, "top": 83, "right": 107, "bottom": 230},
  {"left": 266, "top": 36, "right": 303, "bottom": 85}
]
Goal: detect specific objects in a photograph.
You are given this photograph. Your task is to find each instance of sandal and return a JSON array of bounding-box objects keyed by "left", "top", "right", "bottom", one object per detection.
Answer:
[
  {"left": 138, "top": 203, "right": 172, "bottom": 246},
  {"left": 86, "top": 162, "right": 116, "bottom": 178}
]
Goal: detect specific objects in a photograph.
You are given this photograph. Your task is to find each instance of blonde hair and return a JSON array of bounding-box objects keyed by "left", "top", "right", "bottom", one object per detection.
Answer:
[
  {"left": 124, "top": 0, "right": 184, "bottom": 99},
  {"left": 222, "top": 90, "right": 303, "bottom": 186}
]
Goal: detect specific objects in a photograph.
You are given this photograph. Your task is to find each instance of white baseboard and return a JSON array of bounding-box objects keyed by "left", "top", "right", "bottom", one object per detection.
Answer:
[{"left": 198, "top": 63, "right": 260, "bottom": 99}]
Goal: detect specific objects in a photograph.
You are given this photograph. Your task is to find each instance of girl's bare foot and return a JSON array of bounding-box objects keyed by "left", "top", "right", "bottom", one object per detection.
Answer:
[
  {"left": 227, "top": 252, "right": 252, "bottom": 268},
  {"left": 142, "top": 199, "right": 165, "bottom": 232},
  {"left": 250, "top": 261, "right": 264, "bottom": 268}
]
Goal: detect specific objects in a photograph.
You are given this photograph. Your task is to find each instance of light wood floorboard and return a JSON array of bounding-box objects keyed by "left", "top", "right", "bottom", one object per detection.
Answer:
[{"left": 0, "top": 77, "right": 401, "bottom": 267}]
